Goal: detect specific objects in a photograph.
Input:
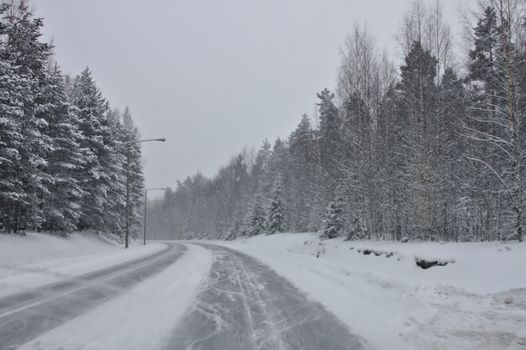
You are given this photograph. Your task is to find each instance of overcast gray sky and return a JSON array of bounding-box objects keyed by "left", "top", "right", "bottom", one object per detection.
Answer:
[{"left": 31, "top": 0, "right": 476, "bottom": 191}]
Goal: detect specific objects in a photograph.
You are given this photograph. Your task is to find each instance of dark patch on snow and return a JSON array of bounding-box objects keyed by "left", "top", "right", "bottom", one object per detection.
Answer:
[
  {"left": 415, "top": 257, "right": 453, "bottom": 269},
  {"left": 354, "top": 248, "right": 398, "bottom": 258}
]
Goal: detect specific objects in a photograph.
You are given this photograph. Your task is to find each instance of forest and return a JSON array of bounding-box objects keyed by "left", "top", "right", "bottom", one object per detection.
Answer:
[
  {"left": 0, "top": 1, "right": 145, "bottom": 243},
  {"left": 149, "top": 0, "right": 526, "bottom": 242}
]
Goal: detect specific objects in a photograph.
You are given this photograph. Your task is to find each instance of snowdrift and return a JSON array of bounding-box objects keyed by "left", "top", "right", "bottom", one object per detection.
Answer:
[{"left": 221, "top": 233, "right": 526, "bottom": 350}]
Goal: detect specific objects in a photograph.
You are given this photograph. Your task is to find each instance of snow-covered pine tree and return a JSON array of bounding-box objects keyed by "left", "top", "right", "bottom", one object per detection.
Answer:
[
  {"left": 464, "top": 5, "right": 502, "bottom": 241},
  {"left": 250, "top": 139, "right": 272, "bottom": 195},
  {"left": 320, "top": 199, "right": 343, "bottom": 240},
  {"left": 225, "top": 219, "right": 241, "bottom": 241},
  {"left": 40, "top": 64, "right": 85, "bottom": 232},
  {"left": 101, "top": 108, "right": 126, "bottom": 239},
  {"left": 71, "top": 68, "right": 111, "bottom": 232},
  {"left": 242, "top": 195, "right": 266, "bottom": 236},
  {"left": 376, "top": 83, "right": 404, "bottom": 241},
  {"left": 121, "top": 107, "right": 144, "bottom": 240},
  {"left": 268, "top": 177, "right": 284, "bottom": 234},
  {"left": 0, "top": 3, "right": 25, "bottom": 233},
  {"left": 397, "top": 40, "right": 438, "bottom": 240},
  {"left": 436, "top": 67, "right": 466, "bottom": 241},
  {"left": 464, "top": 2, "right": 525, "bottom": 241},
  {"left": 3, "top": 0, "right": 54, "bottom": 230},
  {"left": 317, "top": 88, "right": 343, "bottom": 200},
  {"left": 288, "top": 115, "right": 319, "bottom": 231}
]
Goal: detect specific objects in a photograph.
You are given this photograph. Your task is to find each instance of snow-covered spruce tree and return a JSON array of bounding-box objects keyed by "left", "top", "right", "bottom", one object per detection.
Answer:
[
  {"left": 121, "top": 107, "right": 144, "bottom": 241},
  {"left": 0, "top": 61, "right": 24, "bottom": 233},
  {"left": 320, "top": 200, "right": 343, "bottom": 240},
  {"left": 0, "top": 3, "right": 25, "bottom": 233},
  {"left": 100, "top": 109, "right": 126, "bottom": 239},
  {"left": 317, "top": 88, "right": 343, "bottom": 200},
  {"left": 71, "top": 68, "right": 111, "bottom": 232},
  {"left": 3, "top": 0, "right": 54, "bottom": 231},
  {"left": 268, "top": 177, "right": 284, "bottom": 234},
  {"left": 376, "top": 84, "right": 405, "bottom": 241},
  {"left": 288, "top": 115, "right": 320, "bottom": 231},
  {"left": 241, "top": 195, "right": 266, "bottom": 236},
  {"left": 464, "top": 6, "right": 503, "bottom": 241},
  {"left": 40, "top": 64, "right": 85, "bottom": 232},
  {"left": 435, "top": 67, "right": 467, "bottom": 241},
  {"left": 464, "top": 2, "right": 525, "bottom": 241},
  {"left": 397, "top": 40, "right": 439, "bottom": 240},
  {"left": 225, "top": 219, "right": 241, "bottom": 241},
  {"left": 345, "top": 216, "right": 365, "bottom": 241},
  {"left": 249, "top": 139, "right": 272, "bottom": 194}
]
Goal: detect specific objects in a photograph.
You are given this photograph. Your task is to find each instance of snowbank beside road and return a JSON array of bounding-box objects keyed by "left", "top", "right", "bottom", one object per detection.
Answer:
[
  {"left": 220, "top": 233, "right": 526, "bottom": 350},
  {"left": 231, "top": 233, "right": 526, "bottom": 293},
  {"left": 0, "top": 232, "right": 165, "bottom": 298},
  {"left": 0, "top": 232, "right": 116, "bottom": 267},
  {"left": 18, "top": 243, "right": 212, "bottom": 350}
]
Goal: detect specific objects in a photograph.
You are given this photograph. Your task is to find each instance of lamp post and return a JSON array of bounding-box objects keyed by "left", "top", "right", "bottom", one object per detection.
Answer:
[
  {"left": 124, "top": 138, "right": 166, "bottom": 249},
  {"left": 143, "top": 187, "right": 167, "bottom": 245}
]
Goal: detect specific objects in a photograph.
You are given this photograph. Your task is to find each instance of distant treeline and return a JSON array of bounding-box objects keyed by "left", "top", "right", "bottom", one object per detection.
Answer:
[
  {"left": 149, "top": 0, "right": 525, "bottom": 242},
  {"left": 0, "top": 1, "right": 144, "bottom": 240}
]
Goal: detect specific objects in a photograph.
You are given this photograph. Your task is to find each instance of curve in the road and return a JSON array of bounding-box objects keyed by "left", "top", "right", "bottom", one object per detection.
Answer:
[
  {"left": 0, "top": 242, "right": 186, "bottom": 350},
  {"left": 169, "top": 243, "right": 367, "bottom": 350}
]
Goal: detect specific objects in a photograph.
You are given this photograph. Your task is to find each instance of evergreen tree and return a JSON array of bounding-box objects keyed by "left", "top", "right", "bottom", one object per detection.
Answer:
[
  {"left": 3, "top": 0, "right": 53, "bottom": 230},
  {"left": 376, "top": 83, "right": 405, "bottom": 241},
  {"left": 144, "top": 0, "right": 526, "bottom": 243},
  {"left": 435, "top": 67, "right": 466, "bottom": 241},
  {"left": 268, "top": 177, "right": 284, "bottom": 234},
  {"left": 71, "top": 68, "right": 110, "bottom": 231},
  {"left": 0, "top": 3, "right": 25, "bottom": 232},
  {"left": 320, "top": 200, "right": 343, "bottom": 240},
  {"left": 0, "top": 2, "right": 146, "bottom": 239},
  {"left": 397, "top": 40, "right": 438, "bottom": 239},
  {"left": 250, "top": 139, "right": 272, "bottom": 194},
  {"left": 469, "top": 6, "right": 499, "bottom": 95},
  {"left": 101, "top": 108, "right": 126, "bottom": 239},
  {"left": 121, "top": 107, "right": 144, "bottom": 240},
  {"left": 289, "top": 115, "right": 320, "bottom": 231},
  {"left": 41, "top": 64, "right": 85, "bottom": 232},
  {"left": 317, "top": 88, "right": 343, "bottom": 198},
  {"left": 465, "top": 3, "right": 525, "bottom": 241},
  {"left": 242, "top": 195, "right": 266, "bottom": 236}
]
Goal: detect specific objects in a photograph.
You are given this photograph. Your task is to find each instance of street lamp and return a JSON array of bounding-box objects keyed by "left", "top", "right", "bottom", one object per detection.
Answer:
[
  {"left": 124, "top": 138, "right": 166, "bottom": 249},
  {"left": 143, "top": 187, "right": 167, "bottom": 245}
]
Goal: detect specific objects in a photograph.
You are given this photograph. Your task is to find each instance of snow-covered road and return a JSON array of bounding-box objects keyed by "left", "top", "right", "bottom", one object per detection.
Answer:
[
  {"left": 2, "top": 233, "right": 524, "bottom": 349},
  {"left": 170, "top": 243, "right": 366, "bottom": 349},
  {"left": 0, "top": 236, "right": 366, "bottom": 350},
  {"left": 0, "top": 243, "right": 186, "bottom": 350}
]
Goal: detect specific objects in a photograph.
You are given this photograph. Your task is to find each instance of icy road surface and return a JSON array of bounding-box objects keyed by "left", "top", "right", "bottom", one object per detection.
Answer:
[
  {"left": 0, "top": 239, "right": 365, "bottom": 350},
  {"left": 0, "top": 243, "right": 186, "bottom": 350},
  {"left": 170, "top": 243, "right": 366, "bottom": 350}
]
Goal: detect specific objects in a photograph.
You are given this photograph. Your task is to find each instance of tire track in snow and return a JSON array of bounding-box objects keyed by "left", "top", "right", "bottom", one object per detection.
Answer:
[{"left": 168, "top": 243, "right": 366, "bottom": 350}]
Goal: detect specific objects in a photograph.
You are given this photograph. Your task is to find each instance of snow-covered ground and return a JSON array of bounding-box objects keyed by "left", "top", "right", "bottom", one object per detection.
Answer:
[
  {"left": 0, "top": 233, "right": 212, "bottom": 350},
  {"left": 2, "top": 232, "right": 525, "bottom": 349},
  {"left": 18, "top": 244, "right": 212, "bottom": 350},
  {"left": 0, "top": 232, "right": 165, "bottom": 298},
  {"left": 219, "top": 233, "right": 526, "bottom": 350}
]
